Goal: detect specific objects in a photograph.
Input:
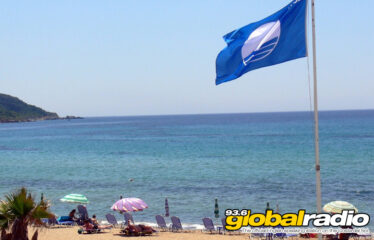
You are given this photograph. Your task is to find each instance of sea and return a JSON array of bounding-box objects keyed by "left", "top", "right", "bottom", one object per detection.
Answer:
[{"left": 0, "top": 110, "right": 373, "bottom": 229}]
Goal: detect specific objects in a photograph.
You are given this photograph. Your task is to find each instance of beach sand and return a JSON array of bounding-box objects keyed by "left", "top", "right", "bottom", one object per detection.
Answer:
[
  {"left": 23, "top": 226, "right": 374, "bottom": 240},
  {"left": 30, "top": 227, "right": 249, "bottom": 240}
]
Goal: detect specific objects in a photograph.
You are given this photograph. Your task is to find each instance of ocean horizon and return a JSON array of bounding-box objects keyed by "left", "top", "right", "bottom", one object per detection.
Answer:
[
  {"left": 0, "top": 109, "right": 373, "bottom": 229},
  {"left": 78, "top": 108, "right": 374, "bottom": 119}
]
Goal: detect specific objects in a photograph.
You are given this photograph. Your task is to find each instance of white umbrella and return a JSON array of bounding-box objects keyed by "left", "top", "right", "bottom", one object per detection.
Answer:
[{"left": 323, "top": 201, "right": 357, "bottom": 214}]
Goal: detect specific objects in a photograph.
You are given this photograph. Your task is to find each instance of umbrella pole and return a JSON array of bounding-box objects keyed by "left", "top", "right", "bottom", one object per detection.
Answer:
[{"left": 214, "top": 198, "right": 219, "bottom": 230}]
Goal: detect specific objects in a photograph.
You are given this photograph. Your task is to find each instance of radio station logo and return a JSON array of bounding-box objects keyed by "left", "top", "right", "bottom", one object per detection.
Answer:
[{"left": 224, "top": 209, "right": 370, "bottom": 231}]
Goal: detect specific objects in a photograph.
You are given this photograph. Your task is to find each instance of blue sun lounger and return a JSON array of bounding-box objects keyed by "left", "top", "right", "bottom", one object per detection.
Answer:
[
  {"left": 202, "top": 218, "right": 216, "bottom": 233},
  {"left": 124, "top": 212, "right": 134, "bottom": 225},
  {"left": 106, "top": 213, "right": 119, "bottom": 228},
  {"left": 171, "top": 216, "right": 183, "bottom": 232},
  {"left": 155, "top": 215, "right": 168, "bottom": 231}
]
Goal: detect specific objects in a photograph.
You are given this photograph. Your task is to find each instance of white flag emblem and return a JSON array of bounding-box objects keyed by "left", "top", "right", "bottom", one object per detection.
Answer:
[{"left": 241, "top": 20, "right": 281, "bottom": 65}]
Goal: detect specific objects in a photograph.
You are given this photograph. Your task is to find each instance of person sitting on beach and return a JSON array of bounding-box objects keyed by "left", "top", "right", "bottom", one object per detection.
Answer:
[
  {"left": 91, "top": 214, "right": 99, "bottom": 229},
  {"left": 81, "top": 220, "right": 97, "bottom": 234},
  {"left": 68, "top": 209, "right": 77, "bottom": 222},
  {"left": 83, "top": 220, "right": 94, "bottom": 229}
]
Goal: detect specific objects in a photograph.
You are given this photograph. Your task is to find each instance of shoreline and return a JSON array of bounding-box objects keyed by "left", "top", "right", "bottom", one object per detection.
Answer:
[{"left": 30, "top": 226, "right": 313, "bottom": 240}]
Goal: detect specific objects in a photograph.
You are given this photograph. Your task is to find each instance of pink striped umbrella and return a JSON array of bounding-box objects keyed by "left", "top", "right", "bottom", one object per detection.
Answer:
[{"left": 111, "top": 197, "right": 148, "bottom": 212}]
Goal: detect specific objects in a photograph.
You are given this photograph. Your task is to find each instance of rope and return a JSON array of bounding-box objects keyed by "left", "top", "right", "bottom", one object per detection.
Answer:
[
  {"left": 306, "top": 0, "right": 313, "bottom": 114},
  {"left": 306, "top": 0, "right": 316, "bottom": 166}
]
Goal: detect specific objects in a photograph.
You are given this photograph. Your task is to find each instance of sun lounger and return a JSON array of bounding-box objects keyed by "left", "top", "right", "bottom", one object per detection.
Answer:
[
  {"left": 273, "top": 225, "right": 286, "bottom": 239},
  {"left": 124, "top": 212, "right": 134, "bottom": 225},
  {"left": 170, "top": 216, "right": 183, "bottom": 232},
  {"left": 249, "top": 227, "right": 266, "bottom": 240},
  {"left": 78, "top": 217, "right": 112, "bottom": 235},
  {"left": 54, "top": 216, "right": 74, "bottom": 226},
  {"left": 202, "top": 218, "right": 216, "bottom": 233},
  {"left": 41, "top": 217, "right": 56, "bottom": 227},
  {"left": 48, "top": 216, "right": 58, "bottom": 227},
  {"left": 121, "top": 224, "right": 142, "bottom": 236},
  {"left": 353, "top": 233, "right": 372, "bottom": 240},
  {"left": 155, "top": 215, "right": 168, "bottom": 231},
  {"left": 78, "top": 225, "right": 100, "bottom": 234},
  {"left": 78, "top": 224, "right": 112, "bottom": 234},
  {"left": 285, "top": 233, "right": 298, "bottom": 239},
  {"left": 221, "top": 217, "right": 227, "bottom": 234},
  {"left": 77, "top": 205, "right": 89, "bottom": 224},
  {"left": 120, "top": 223, "right": 155, "bottom": 236},
  {"left": 105, "top": 213, "right": 119, "bottom": 228}
]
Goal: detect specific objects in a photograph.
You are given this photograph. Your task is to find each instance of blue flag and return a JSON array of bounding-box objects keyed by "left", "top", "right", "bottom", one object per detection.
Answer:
[{"left": 215, "top": 0, "right": 307, "bottom": 85}]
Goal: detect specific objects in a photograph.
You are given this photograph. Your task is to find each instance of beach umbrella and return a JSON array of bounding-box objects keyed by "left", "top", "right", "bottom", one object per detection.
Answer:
[
  {"left": 165, "top": 198, "right": 169, "bottom": 217},
  {"left": 60, "top": 194, "right": 89, "bottom": 204},
  {"left": 214, "top": 198, "right": 219, "bottom": 218},
  {"left": 266, "top": 202, "right": 271, "bottom": 211},
  {"left": 111, "top": 197, "right": 148, "bottom": 212},
  {"left": 323, "top": 201, "right": 358, "bottom": 214}
]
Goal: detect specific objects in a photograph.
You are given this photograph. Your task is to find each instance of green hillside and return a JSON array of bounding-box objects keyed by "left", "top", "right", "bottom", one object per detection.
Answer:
[{"left": 0, "top": 93, "right": 58, "bottom": 122}]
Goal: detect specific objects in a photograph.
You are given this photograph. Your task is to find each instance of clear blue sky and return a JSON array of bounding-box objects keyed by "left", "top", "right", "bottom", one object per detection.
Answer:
[{"left": 1, "top": 0, "right": 373, "bottom": 117}]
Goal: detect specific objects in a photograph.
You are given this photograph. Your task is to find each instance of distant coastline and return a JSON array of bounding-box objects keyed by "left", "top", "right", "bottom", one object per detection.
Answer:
[
  {"left": 0, "top": 115, "right": 84, "bottom": 123},
  {"left": 0, "top": 93, "right": 82, "bottom": 123}
]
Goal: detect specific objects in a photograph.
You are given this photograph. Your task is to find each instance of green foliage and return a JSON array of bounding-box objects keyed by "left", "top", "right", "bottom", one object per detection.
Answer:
[
  {"left": 0, "top": 93, "right": 58, "bottom": 122},
  {"left": 0, "top": 188, "right": 53, "bottom": 240}
]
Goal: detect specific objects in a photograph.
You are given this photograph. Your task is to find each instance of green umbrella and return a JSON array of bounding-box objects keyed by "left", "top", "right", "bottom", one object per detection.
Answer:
[
  {"left": 60, "top": 194, "right": 89, "bottom": 204},
  {"left": 323, "top": 201, "right": 357, "bottom": 214},
  {"left": 214, "top": 198, "right": 219, "bottom": 218}
]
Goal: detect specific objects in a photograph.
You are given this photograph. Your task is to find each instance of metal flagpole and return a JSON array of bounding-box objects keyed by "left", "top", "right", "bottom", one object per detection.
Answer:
[{"left": 311, "top": 0, "right": 322, "bottom": 225}]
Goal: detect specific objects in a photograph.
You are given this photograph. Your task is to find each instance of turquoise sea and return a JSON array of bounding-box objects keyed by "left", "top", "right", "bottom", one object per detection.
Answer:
[{"left": 0, "top": 110, "right": 373, "bottom": 228}]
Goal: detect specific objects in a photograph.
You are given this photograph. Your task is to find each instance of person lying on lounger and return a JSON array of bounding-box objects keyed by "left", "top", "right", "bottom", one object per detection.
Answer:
[
  {"left": 81, "top": 219, "right": 112, "bottom": 233},
  {"left": 82, "top": 220, "right": 97, "bottom": 233},
  {"left": 123, "top": 220, "right": 142, "bottom": 235},
  {"left": 137, "top": 224, "right": 155, "bottom": 235},
  {"left": 122, "top": 220, "right": 155, "bottom": 236}
]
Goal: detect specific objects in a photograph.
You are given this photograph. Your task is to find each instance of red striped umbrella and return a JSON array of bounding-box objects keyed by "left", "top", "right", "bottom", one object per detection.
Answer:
[
  {"left": 165, "top": 198, "right": 169, "bottom": 217},
  {"left": 111, "top": 198, "right": 148, "bottom": 213}
]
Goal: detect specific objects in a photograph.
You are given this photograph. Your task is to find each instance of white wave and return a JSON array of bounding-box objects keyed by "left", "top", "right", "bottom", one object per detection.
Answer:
[{"left": 100, "top": 220, "right": 213, "bottom": 230}]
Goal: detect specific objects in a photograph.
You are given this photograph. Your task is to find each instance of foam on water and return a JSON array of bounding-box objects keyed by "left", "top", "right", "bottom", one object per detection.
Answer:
[{"left": 100, "top": 220, "right": 205, "bottom": 230}]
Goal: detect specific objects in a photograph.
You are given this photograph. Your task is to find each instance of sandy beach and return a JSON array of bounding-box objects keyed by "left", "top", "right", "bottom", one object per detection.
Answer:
[
  {"left": 31, "top": 227, "right": 249, "bottom": 240},
  {"left": 27, "top": 226, "right": 373, "bottom": 240}
]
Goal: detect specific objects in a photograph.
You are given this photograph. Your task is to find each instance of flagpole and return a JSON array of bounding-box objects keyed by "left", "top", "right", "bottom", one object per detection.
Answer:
[{"left": 311, "top": 0, "right": 322, "bottom": 222}]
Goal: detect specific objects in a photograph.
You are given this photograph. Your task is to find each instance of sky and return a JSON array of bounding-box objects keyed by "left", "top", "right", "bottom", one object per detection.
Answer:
[{"left": 1, "top": 0, "right": 373, "bottom": 117}]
